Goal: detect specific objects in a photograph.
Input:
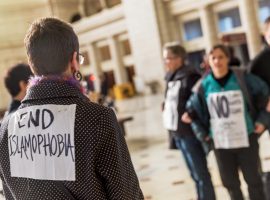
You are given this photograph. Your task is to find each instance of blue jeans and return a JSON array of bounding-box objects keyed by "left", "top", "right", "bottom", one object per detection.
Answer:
[{"left": 174, "top": 135, "right": 216, "bottom": 200}]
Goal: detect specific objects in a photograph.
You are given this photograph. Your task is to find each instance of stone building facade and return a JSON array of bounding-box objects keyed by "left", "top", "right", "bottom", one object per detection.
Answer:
[{"left": 0, "top": 0, "right": 269, "bottom": 108}]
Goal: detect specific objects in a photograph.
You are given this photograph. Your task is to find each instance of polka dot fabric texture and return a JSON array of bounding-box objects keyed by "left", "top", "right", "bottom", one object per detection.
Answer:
[{"left": 0, "top": 80, "right": 144, "bottom": 200}]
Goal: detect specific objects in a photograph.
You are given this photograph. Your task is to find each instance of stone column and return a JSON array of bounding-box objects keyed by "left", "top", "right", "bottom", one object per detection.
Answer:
[
  {"left": 239, "top": 0, "right": 261, "bottom": 59},
  {"left": 122, "top": 0, "right": 164, "bottom": 82},
  {"left": 199, "top": 5, "right": 219, "bottom": 53},
  {"left": 100, "top": 0, "right": 107, "bottom": 9},
  {"left": 87, "top": 43, "right": 102, "bottom": 92},
  {"left": 78, "top": 0, "right": 86, "bottom": 17},
  {"left": 108, "top": 36, "right": 127, "bottom": 84}
]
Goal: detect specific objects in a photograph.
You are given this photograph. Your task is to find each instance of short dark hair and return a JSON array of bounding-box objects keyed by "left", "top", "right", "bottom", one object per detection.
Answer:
[
  {"left": 24, "top": 17, "right": 79, "bottom": 76},
  {"left": 163, "top": 42, "right": 187, "bottom": 60},
  {"left": 4, "top": 63, "right": 33, "bottom": 97},
  {"left": 209, "top": 44, "right": 230, "bottom": 59}
]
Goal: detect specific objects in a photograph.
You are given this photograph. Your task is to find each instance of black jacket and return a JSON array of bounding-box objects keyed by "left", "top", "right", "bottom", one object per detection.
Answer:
[
  {"left": 0, "top": 79, "right": 143, "bottom": 200},
  {"left": 250, "top": 46, "right": 270, "bottom": 88},
  {"left": 164, "top": 65, "right": 201, "bottom": 148}
]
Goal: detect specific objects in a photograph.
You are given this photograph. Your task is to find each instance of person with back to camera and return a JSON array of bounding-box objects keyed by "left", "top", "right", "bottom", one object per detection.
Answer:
[
  {"left": 0, "top": 17, "right": 143, "bottom": 200},
  {"left": 162, "top": 42, "right": 216, "bottom": 200},
  {"left": 184, "top": 44, "right": 269, "bottom": 200}
]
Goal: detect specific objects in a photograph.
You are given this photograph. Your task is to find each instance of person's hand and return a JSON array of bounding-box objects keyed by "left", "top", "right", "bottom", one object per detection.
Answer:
[
  {"left": 254, "top": 123, "right": 266, "bottom": 135},
  {"left": 181, "top": 112, "right": 192, "bottom": 124}
]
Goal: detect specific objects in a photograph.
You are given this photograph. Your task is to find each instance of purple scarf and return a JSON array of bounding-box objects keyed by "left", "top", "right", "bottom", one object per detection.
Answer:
[{"left": 29, "top": 75, "right": 85, "bottom": 93}]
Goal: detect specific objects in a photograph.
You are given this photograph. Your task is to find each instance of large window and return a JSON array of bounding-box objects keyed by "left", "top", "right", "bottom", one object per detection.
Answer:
[
  {"left": 183, "top": 19, "right": 203, "bottom": 41},
  {"left": 259, "top": 0, "right": 270, "bottom": 22},
  {"left": 218, "top": 8, "right": 242, "bottom": 32}
]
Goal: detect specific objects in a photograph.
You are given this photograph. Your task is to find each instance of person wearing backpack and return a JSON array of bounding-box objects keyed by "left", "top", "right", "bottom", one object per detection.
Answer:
[{"left": 184, "top": 44, "right": 269, "bottom": 200}]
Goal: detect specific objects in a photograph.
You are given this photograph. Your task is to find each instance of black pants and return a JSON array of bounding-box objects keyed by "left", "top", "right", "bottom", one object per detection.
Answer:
[{"left": 214, "top": 134, "right": 265, "bottom": 200}]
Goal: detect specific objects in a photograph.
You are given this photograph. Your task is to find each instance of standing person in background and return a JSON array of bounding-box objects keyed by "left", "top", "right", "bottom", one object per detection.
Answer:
[
  {"left": 185, "top": 44, "right": 269, "bottom": 200},
  {"left": 250, "top": 16, "right": 270, "bottom": 116},
  {"left": 4, "top": 63, "right": 33, "bottom": 115},
  {"left": 250, "top": 16, "right": 270, "bottom": 88},
  {"left": 0, "top": 17, "right": 143, "bottom": 200},
  {"left": 162, "top": 42, "right": 215, "bottom": 200},
  {"left": 0, "top": 63, "right": 32, "bottom": 195}
]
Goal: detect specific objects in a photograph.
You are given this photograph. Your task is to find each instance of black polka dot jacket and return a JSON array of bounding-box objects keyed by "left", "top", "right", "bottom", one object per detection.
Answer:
[{"left": 0, "top": 80, "right": 144, "bottom": 200}]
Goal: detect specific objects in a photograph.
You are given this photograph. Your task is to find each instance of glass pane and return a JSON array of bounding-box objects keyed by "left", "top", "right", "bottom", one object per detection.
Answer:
[
  {"left": 218, "top": 8, "right": 242, "bottom": 32},
  {"left": 183, "top": 19, "right": 203, "bottom": 41},
  {"left": 259, "top": 0, "right": 270, "bottom": 22}
]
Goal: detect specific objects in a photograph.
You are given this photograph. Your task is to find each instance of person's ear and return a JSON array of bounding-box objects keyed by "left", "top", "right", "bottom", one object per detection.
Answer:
[
  {"left": 19, "top": 81, "right": 27, "bottom": 93},
  {"left": 71, "top": 51, "right": 79, "bottom": 72}
]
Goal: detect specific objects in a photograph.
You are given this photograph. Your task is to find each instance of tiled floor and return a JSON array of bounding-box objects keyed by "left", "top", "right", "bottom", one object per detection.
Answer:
[{"left": 117, "top": 93, "right": 270, "bottom": 200}]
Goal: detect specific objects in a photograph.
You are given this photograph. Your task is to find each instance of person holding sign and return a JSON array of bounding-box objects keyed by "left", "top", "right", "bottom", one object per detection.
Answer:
[
  {"left": 185, "top": 44, "right": 269, "bottom": 200},
  {"left": 162, "top": 42, "right": 215, "bottom": 200},
  {"left": 0, "top": 17, "right": 143, "bottom": 200}
]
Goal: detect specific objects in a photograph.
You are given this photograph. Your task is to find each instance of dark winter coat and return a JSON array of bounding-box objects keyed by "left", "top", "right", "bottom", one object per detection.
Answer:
[
  {"left": 186, "top": 68, "right": 270, "bottom": 154},
  {"left": 164, "top": 65, "right": 201, "bottom": 149},
  {"left": 250, "top": 46, "right": 270, "bottom": 88},
  {"left": 0, "top": 79, "right": 143, "bottom": 200}
]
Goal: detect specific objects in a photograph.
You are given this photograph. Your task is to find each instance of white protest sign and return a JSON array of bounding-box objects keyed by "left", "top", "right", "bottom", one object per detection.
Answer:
[
  {"left": 8, "top": 104, "right": 76, "bottom": 181},
  {"left": 163, "top": 80, "right": 181, "bottom": 131},
  {"left": 207, "top": 91, "right": 249, "bottom": 149}
]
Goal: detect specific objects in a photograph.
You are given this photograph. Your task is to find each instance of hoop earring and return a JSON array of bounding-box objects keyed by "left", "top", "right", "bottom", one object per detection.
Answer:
[{"left": 73, "top": 70, "right": 82, "bottom": 81}]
